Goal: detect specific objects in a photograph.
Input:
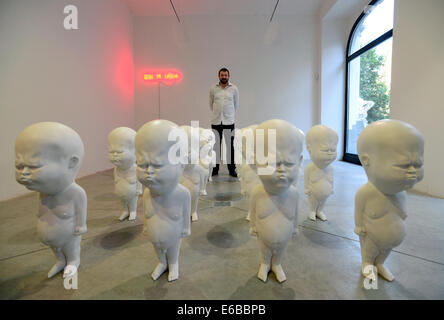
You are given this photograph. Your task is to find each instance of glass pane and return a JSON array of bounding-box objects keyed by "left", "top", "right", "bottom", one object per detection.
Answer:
[
  {"left": 346, "top": 38, "right": 392, "bottom": 155},
  {"left": 349, "top": 0, "right": 394, "bottom": 56}
]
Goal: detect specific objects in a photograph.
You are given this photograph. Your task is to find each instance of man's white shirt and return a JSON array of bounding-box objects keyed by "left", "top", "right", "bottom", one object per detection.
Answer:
[{"left": 209, "top": 82, "right": 239, "bottom": 125}]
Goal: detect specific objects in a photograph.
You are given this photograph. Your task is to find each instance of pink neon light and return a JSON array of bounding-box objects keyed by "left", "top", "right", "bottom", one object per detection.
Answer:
[{"left": 141, "top": 69, "right": 183, "bottom": 86}]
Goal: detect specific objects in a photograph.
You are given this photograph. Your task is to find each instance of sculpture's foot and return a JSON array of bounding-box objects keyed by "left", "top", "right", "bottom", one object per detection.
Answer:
[
  {"left": 48, "top": 260, "right": 66, "bottom": 278},
  {"left": 168, "top": 264, "right": 179, "bottom": 282},
  {"left": 271, "top": 264, "right": 287, "bottom": 283},
  {"left": 246, "top": 211, "right": 251, "bottom": 221},
  {"left": 191, "top": 212, "right": 198, "bottom": 222},
  {"left": 151, "top": 263, "right": 167, "bottom": 280},
  {"left": 376, "top": 264, "right": 395, "bottom": 282},
  {"left": 119, "top": 211, "right": 129, "bottom": 221},
  {"left": 200, "top": 190, "right": 207, "bottom": 196},
  {"left": 208, "top": 176, "right": 213, "bottom": 182},
  {"left": 63, "top": 265, "right": 78, "bottom": 279},
  {"left": 308, "top": 211, "right": 316, "bottom": 221},
  {"left": 257, "top": 263, "right": 270, "bottom": 282},
  {"left": 316, "top": 211, "right": 327, "bottom": 221},
  {"left": 128, "top": 211, "right": 137, "bottom": 221}
]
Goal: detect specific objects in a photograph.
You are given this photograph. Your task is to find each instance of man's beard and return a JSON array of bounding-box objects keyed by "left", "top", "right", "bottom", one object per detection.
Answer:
[{"left": 220, "top": 79, "right": 228, "bottom": 84}]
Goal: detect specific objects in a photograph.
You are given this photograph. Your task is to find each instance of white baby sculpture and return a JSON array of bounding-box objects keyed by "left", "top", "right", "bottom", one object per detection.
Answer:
[
  {"left": 108, "top": 127, "right": 142, "bottom": 221},
  {"left": 249, "top": 119, "right": 304, "bottom": 283},
  {"left": 304, "top": 125, "right": 338, "bottom": 221},
  {"left": 135, "top": 120, "right": 191, "bottom": 282},
  {"left": 180, "top": 125, "right": 201, "bottom": 222},
  {"left": 197, "top": 128, "right": 216, "bottom": 196},
  {"left": 15, "top": 122, "right": 86, "bottom": 279},
  {"left": 355, "top": 119, "right": 424, "bottom": 282},
  {"left": 237, "top": 125, "right": 261, "bottom": 221}
]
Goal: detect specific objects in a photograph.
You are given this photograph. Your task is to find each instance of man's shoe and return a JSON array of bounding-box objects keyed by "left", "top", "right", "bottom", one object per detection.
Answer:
[
  {"left": 212, "top": 169, "right": 219, "bottom": 176},
  {"left": 229, "top": 171, "right": 238, "bottom": 178}
]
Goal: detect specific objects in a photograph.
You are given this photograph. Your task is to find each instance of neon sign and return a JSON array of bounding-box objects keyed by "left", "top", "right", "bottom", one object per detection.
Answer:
[{"left": 142, "top": 69, "right": 183, "bottom": 86}]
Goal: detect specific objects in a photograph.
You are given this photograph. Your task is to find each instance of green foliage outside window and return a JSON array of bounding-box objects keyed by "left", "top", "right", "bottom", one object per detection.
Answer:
[{"left": 359, "top": 48, "right": 390, "bottom": 123}]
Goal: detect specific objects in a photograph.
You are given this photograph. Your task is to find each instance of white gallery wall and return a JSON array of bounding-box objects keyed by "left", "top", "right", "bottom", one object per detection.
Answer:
[
  {"left": 318, "top": 0, "right": 368, "bottom": 160},
  {"left": 0, "top": 0, "right": 134, "bottom": 201},
  {"left": 390, "top": 0, "right": 444, "bottom": 198},
  {"left": 134, "top": 14, "right": 318, "bottom": 158},
  {"left": 320, "top": 17, "right": 347, "bottom": 159}
]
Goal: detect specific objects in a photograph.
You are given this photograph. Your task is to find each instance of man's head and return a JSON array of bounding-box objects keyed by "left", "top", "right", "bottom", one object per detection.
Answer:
[
  {"left": 357, "top": 119, "right": 424, "bottom": 195},
  {"left": 108, "top": 127, "right": 137, "bottom": 170},
  {"left": 15, "top": 122, "right": 84, "bottom": 195},
  {"left": 306, "top": 125, "right": 338, "bottom": 169},
  {"left": 135, "top": 120, "right": 185, "bottom": 196},
  {"left": 218, "top": 68, "right": 230, "bottom": 85}
]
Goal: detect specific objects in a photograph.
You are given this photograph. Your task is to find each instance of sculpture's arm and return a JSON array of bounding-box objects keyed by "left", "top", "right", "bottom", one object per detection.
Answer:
[
  {"left": 249, "top": 189, "right": 258, "bottom": 236},
  {"left": 136, "top": 180, "right": 143, "bottom": 195},
  {"left": 354, "top": 189, "right": 366, "bottom": 236},
  {"left": 293, "top": 192, "right": 299, "bottom": 239},
  {"left": 304, "top": 165, "right": 311, "bottom": 195},
  {"left": 182, "top": 189, "right": 191, "bottom": 237},
  {"left": 74, "top": 186, "right": 88, "bottom": 235}
]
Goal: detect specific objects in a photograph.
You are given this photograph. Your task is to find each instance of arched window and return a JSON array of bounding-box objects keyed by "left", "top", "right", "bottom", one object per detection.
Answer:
[{"left": 344, "top": 0, "right": 394, "bottom": 164}]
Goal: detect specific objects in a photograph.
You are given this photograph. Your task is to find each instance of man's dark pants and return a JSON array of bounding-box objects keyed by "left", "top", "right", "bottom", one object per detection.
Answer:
[{"left": 211, "top": 123, "right": 236, "bottom": 174}]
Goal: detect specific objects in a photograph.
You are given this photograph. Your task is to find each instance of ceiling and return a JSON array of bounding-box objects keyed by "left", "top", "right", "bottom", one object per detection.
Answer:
[{"left": 123, "top": 0, "right": 325, "bottom": 17}]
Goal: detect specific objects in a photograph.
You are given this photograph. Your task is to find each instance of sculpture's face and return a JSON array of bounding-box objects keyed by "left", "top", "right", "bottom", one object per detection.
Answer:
[
  {"left": 136, "top": 146, "right": 183, "bottom": 195},
  {"left": 257, "top": 150, "right": 302, "bottom": 195},
  {"left": 309, "top": 140, "right": 337, "bottom": 169},
  {"left": 367, "top": 140, "right": 424, "bottom": 195},
  {"left": 15, "top": 142, "right": 72, "bottom": 195},
  {"left": 108, "top": 141, "right": 136, "bottom": 170}
]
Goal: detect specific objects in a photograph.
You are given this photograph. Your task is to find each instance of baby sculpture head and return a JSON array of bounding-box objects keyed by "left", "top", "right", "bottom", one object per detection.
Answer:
[
  {"left": 306, "top": 125, "right": 338, "bottom": 169},
  {"left": 135, "top": 120, "right": 186, "bottom": 196},
  {"left": 357, "top": 119, "right": 424, "bottom": 195},
  {"left": 253, "top": 119, "right": 304, "bottom": 195},
  {"left": 15, "top": 122, "right": 84, "bottom": 195},
  {"left": 108, "top": 127, "right": 137, "bottom": 170}
]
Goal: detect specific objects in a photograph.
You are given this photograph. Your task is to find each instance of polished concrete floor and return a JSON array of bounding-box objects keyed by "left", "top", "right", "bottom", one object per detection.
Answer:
[{"left": 1, "top": 161, "right": 443, "bottom": 300}]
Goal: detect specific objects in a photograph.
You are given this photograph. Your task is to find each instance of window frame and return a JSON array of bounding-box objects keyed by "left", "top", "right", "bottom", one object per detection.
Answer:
[{"left": 343, "top": 0, "right": 394, "bottom": 164}]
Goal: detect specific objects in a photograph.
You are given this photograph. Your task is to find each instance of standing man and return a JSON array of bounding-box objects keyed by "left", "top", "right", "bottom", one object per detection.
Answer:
[{"left": 209, "top": 67, "right": 239, "bottom": 177}]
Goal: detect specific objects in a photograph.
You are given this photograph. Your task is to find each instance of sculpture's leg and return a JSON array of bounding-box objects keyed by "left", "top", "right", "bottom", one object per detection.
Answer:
[
  {"left": 119, "top": 199, "right": 130, "bottom": 221},
  {"left": 48, "top": 246, "right": 66, "bottom": 278},
  {"left": 257, "top": 238, "right": 272, "bottom": 282},
  {"left": 375, "top": 248, "right": 395, "bottom": 281},
  {"left": 128, "top": 196, "right": 138, "bottom": 221},
  {"left": 316, "top": 197, "right": 328, "bottom": 221},
  {"left": 271, "top": 242, "right": 288, "bottom": 283},
  {"left": 360, "top": 235, "right": 379, "bottom": 278},
  {"left": 166, "top": 239, "right": 182, "bottom": 282},
  {"left": 62, "top": 235, "right": 81, "bottom": 278},
  {"left": 308, "top": 195, "right": 318, "bottom": 221},
  {"left": 151, "top": 245, "right": 168, "bottom": 280}
]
